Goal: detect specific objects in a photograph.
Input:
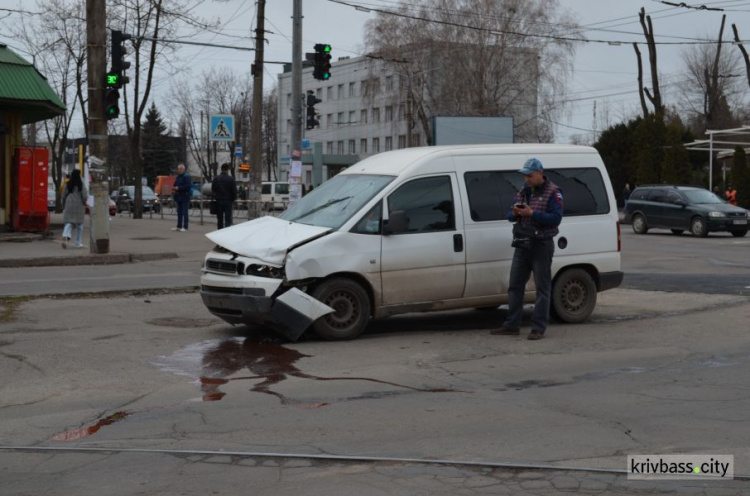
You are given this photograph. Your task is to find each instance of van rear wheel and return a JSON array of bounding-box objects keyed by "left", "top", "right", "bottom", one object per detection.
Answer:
[
  {"left": 552, "top": 268, "right": 597, "bottom": 323},
  {"left": 311, "top": 278, "right": 371, "bottom": 340}
]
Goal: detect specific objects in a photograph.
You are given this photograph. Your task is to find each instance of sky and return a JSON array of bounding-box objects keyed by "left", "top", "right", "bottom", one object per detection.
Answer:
[{"left": 3, "top": 0, "right": 750, "bottom": 143}]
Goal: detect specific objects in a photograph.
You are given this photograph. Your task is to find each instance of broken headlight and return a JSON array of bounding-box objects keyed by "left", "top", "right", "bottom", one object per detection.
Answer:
[{"left": 246, "top": 264, "right": 285, "bottom": 279}]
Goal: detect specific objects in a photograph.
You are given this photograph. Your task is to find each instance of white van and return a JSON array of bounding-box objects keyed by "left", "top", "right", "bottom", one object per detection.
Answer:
[
  {"left": 201, "top": 144, "right": 623, "bottom": 341},
  {"left": 261, "top": 181, "right": 290, "bottom": 210}
]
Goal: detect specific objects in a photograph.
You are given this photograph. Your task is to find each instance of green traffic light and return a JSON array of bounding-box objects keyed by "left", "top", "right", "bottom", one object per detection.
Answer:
[
  {"left": 106, "top": 73, "right": 120, "bottom": 87},
  {"left": 324, "top": 45, "right": 331, "bottom": 52}
]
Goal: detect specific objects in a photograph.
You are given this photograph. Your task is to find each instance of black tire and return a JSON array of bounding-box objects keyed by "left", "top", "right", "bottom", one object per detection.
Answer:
[
  {"left": 691, "top": 216, "right": 708, "bottom": 237},
  {"left": 311, "top": 278, "right": 371, "bottom": 340},
  {"left": 552, "top": 268, "right": 597, "bottom": 323},
  {"left": 670, "top": 229, "right": 684, "bottom": 235},
  {"left": 731, "top": 230, "right": 747, "bottom": 237},
  {"left": 632, "top": 214, "right": 648, "bottom": 234}
]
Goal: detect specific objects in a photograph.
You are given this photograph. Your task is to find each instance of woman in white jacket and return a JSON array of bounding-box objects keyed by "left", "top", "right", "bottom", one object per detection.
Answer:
[{"left": 61, "top": 169, "right": 87, "bottom": 249}]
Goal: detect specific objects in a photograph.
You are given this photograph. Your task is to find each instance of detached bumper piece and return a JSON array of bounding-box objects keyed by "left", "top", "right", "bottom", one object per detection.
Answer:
[{"left": 200, "top": 286, "right": 333, "bottom": 341}]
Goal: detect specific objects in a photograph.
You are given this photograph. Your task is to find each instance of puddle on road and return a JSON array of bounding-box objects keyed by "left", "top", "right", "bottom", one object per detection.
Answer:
[{"left": 154, "top": 336, "right": 458, "bottom": 405}]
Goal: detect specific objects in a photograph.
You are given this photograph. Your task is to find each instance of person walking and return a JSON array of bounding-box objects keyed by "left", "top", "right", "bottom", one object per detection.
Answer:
[
  {"left": 172, "top": 163, "right": 191, "bottom": 232},
  {"left": 211, "top": 163, "right": 237, "bottom": 229},
  {"left": 622, "top": 183, "right": 631, "bottom": 211},
  {"left": 725, "top": 183, "right": 738, "bottom": 206},
  {"left": 491, "top": 158, "right": 563, "bottom": 341},
  {"left": 61, "top": 169, "right": 87, "bottom": 249}
]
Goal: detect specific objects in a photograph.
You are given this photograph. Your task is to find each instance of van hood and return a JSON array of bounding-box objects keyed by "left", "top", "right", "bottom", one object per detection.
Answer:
[{"left": 205, "top": 216, "right": 332, "bottom": 265}]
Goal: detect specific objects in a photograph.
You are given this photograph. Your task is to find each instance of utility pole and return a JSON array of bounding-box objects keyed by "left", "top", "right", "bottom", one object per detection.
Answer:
[
  {"left": 85, "top": 0, "right": 109, "bottom": 253},
  {"left": 291, "top": 0, "right": 302, "bottom": 158},
  {"left": 406, "top": 72, "right": 413, "bottom": 148},
  {"left": 249, "top": 0, "right": 266, "bottom": 215}
]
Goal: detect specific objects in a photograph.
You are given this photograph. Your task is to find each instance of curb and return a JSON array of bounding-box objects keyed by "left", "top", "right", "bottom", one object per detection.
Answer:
[{"left": 0, "top": 252, "right": 179, "bottom": 268}]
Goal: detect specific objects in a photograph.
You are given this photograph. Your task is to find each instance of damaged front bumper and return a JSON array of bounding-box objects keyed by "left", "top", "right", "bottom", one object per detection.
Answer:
[{"left": 200, "top": 272, "right": 333, "bottom": 341}]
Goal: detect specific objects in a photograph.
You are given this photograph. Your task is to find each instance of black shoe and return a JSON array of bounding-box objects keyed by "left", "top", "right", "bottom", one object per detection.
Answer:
[
  {"left": 527, "top": 332, "right": 544, "bottom": 340},
  {"left": 490, "top": 327, "right": 520, "bottom": 336}
]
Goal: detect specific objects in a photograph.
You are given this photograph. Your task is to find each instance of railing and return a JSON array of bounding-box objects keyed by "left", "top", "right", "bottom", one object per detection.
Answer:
[{"left": 116, "top": 199, "right": 289, "bottom": 223}]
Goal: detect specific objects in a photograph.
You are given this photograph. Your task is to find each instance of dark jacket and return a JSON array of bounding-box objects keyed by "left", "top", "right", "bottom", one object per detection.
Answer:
[
  {"left": 173, "top": 172, "right": 192, "bottom": 200},
  {"left": 507, "top": 177, "right": 563, "bottom": 239},
  {"left": 212, "top": 172, "right": 237, "bottom": 201}
]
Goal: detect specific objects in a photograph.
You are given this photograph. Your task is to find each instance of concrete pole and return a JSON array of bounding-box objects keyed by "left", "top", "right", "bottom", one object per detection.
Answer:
[
  {"left": 85, "top": 0, "right": 109, "bottom": 253},
  {"left": 291, "top": 0, "right": 302, "bottom": 160},
  {"left": 249, "top": 0, "right": 266, "bottom": 216}
]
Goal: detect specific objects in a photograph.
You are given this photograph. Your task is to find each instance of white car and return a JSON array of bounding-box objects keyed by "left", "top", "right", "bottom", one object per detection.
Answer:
[{"left": 200, "top": 144, "right": 623, "bottom": 341}]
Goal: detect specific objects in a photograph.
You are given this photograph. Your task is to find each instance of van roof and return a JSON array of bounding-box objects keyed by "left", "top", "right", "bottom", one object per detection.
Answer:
[{"left": 340, "top": 144, "right": 599, "bottom": 177}]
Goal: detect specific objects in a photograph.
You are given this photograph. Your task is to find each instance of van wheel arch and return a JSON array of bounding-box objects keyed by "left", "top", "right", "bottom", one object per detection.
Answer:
[{"left": 551, "top": 266, "right": 598, "bottom": 323}]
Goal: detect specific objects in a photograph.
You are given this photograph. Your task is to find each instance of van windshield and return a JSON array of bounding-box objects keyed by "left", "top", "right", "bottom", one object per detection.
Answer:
[{"left": 281, "top": 174, "right": 394, "bottom": 228}]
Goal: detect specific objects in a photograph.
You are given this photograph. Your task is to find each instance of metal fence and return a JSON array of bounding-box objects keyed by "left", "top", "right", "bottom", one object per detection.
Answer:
[{"left": 117, "top": 199, "right": 289, "bottom": 223}]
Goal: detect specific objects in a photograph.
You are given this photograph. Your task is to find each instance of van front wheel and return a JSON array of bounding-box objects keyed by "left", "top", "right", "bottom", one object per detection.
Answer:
[
  {"left": 311, "top": 278, "right": 371, "bottom": 340},
  {"left": 552, "top": 268, "right": 597, "bottom": 323}
]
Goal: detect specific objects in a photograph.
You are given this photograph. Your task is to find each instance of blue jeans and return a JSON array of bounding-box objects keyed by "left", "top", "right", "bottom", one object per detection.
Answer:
[
  {"left": 216, "top": 199, "right": 233, "bottom": 229},
  {"left": 176, "top": 197, "right": 189, "bottom": 229},
  {"left": 503, "top": 237, "right": 555, "bottom": 333},
  {"left": 62, "top": 222, "right": 84, "bottom": 246}
]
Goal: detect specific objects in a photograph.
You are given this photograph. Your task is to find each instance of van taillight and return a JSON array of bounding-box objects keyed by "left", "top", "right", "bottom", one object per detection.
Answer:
[{"left": 616, "top": 221, "right": 621, "bottom": 252}]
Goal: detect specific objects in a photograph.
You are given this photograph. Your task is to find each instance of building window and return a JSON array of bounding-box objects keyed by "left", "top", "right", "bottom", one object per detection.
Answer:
[
  {"left": 348, "top": 111, "right": 356, "bottom": 123},
  {"left": 371, "top": 78, "right": 380, "bottom": 94},
  {"left": 360, "top": 139, "right": 367, "bottom": 154},
  {"left": 385, "top": 136, "right": 393, "bottom": 151},
  {"left": 337, "top": 141, "right": 344, "bottom": 154},
  {"left": 316, "top": 88, "right": 322, "bottom": 100},
  {"left": 385, "top": 75, "right": 393, "bottom": 92},
  {"left": 372, "top": 108, "right": 380, "bottom": 123},
  {"left": 326, "top": 114, "right": 333, "bottom": 128},
  {"left": 398, "top": 135, "right": 406, "bottom": 149},
  {"left": 286, "top": 93, "right": 292, "bottom": 107},
  {"left": 349, "top": 82, "right": 356, "bottom": 97},
  {"left": 385, "top": 106, "right": 393, "bottom": 122},
  {"left": 398, "top": 104, "right": 405, "bottom": 120},
  {"left": 326, "top": 141, "right": 333, "bottom": 154},
  {"left": 373, "top": 138, "right": 380, "bottom": 153},
  {"left": 412, "top": 134, "right": 420, "bottom": 146},
  {"left": 286, "top": 119, "right": 291, "bottom": 133},
  {"left": 361, "top": 80, "right": 368, "bottom": 96},
  {"left": 337, "top": 112, "right": 344, "bottom": 125},
  {"left": 337, "top": 84, "right": 344, "bottom": 99},
  {"left": 349, "top": 140, "right": 356, "bottom": 153},
  {"left": 305, "top": 170, "right": 312, "bottom": 184},
  {"left": 360, "top": 109, "right": 368, "bottom": 124},
  {"left": 327, "top": 86, "right": 333, "bottom": 100}
]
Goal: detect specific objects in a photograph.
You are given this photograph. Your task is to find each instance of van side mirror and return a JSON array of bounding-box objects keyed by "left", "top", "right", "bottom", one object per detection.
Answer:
[{"left": 383, "top": 210, "right": 408, "bottom": 235}]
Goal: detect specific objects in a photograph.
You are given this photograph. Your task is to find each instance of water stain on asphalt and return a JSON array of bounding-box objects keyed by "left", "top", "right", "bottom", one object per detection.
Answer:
[{"left": 154, "top": 336, "right": 458, "bottom": 405}]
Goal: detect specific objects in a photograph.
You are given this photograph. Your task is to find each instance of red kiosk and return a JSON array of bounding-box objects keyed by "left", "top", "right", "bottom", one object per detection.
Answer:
[{"left": 13, "top": 147, "right": 50, "bottom": 233}]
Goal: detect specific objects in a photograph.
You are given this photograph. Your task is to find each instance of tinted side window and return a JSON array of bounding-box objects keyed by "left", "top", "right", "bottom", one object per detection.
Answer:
[
  {"left": 261, "top": 184, "right": 271, "bottom": 194},
  {"left": 630, "top": 189, "right": 649, "bottom": 201},
  {"left": 275, "top": 184, "right": 290, "bottom": 195},
  {"left": 647, "top": 189, "right": 666, "bottom": 203},
  {"left": 666, "top": 191, "right": 682, "bottom": 203},
  {"left": 464, "top": 167, "right": 610, "bottom": 221},
  {"left": 387, "top": 176, "right": 454, "bottom": 233},
  {"left": 352, "top": 201, "right": 382, "bottom": 235}
]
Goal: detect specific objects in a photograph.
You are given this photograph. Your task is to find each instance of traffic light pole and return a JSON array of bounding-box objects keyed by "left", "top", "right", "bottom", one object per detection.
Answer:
[
  {"left": 249, "top": 0, "right": 266, "bottom": 216},
  {"left": 291, "top": 0, "right": 302, "bottom": 159},
  {"left": 85, "top": 0, "right": 109, "bottom": 253}
]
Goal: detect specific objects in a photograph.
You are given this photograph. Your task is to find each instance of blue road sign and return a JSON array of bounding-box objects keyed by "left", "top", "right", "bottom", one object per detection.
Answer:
[
  {"left": 209, "top": 114, "right": 235, "bottom": 142},
  {"left": 234, "top": 145, "right": 243, "bottom": 157}
]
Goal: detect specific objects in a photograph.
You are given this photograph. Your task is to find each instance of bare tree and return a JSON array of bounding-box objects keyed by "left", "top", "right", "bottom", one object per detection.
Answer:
[
  {"left": 636, "top": 7, "right": 664, "bottom": 117},
  {"left": 365, "top": 0, "right": 579, "bottom": 143},
  {"left": 681, "top": 17, "right": 744, "bottom": 135},
  {"left": 12, "top": 0, "right": 87, "bottom": 208}
]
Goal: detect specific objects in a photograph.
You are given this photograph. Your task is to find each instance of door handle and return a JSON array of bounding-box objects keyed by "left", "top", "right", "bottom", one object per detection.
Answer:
[{"left": 453, "top": 234, "right": 463, "bottom": 252}]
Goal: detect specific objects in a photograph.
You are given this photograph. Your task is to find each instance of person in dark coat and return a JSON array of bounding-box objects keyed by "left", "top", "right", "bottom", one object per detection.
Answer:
[
  {"left": 61, "top": 169, "right": 88, "bottom": 249},
  {"left": 172, "top": 163, "right": 191, "bottom": 232},
  {"left": 212, "top": 163, "right": 238, "bottom": 229}
]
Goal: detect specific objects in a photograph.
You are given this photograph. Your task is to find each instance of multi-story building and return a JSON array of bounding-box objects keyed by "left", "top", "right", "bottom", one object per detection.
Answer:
[{"left": 276, "top": 50, "right": 539, "bottom": 185}]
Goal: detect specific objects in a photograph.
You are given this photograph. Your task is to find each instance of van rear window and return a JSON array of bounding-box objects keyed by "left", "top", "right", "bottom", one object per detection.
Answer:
[{"left": 464, "top": 168, "right": 611, "bottom": 222}]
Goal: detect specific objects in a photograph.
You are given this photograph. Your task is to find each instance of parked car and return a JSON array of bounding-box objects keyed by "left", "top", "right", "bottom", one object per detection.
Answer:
[
  {"left": 85, "top": 198, "right": 117, "bottom": 217},
  {"left": 624, "top": 185, "right": 748, "bottom": 237},
  {"left": 47, "top": 187, "right": 56, "bottom": 211},
  {"left": 200, "top": 144, "right": 623, "bottom": 341},
  {"left": 261, "top": 181, "right": 290, "bottom": 210},
  {"left": 115, "top": 185, "right": 161, "bottom": 213}
]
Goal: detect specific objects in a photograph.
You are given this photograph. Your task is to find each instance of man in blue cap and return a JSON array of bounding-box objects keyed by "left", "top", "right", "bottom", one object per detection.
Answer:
[{"left": 491, "top": 157, "right": 563, "bottom": 340}]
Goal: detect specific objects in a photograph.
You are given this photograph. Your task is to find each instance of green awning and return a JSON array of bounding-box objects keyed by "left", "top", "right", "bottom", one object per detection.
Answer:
[{"left": 0, "top": 43, "right": 66, "bottom": 124}]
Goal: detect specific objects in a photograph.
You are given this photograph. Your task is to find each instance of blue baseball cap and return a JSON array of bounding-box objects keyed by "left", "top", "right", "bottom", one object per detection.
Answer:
[{"left": 519, "top": 158, "right": 543, "bottom": 175}]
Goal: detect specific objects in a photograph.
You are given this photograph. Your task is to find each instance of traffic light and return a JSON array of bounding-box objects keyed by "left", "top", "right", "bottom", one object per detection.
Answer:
[
  {"left": 104, "top": 87, "right": 120, "bottom": 120},
  {"left": 313, "top": 44, "right": 331, "bottom": 81},
  {"left": 306, "top": 90, "right": 321, "bottom": 130},
  {"left": 110, "top": 30, "right": 132, "bottom": 87}
]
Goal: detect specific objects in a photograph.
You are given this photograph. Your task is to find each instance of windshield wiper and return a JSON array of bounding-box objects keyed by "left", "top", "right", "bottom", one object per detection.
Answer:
[{"left": 289, "top": 196, "right": 353, "bottom": 222}]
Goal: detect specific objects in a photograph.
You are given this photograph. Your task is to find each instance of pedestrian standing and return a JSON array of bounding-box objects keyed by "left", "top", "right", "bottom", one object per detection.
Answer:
[
  {"left": 212, "top": 163, "right": 237, "bottom": 229},
  {"left": 622, "top": 183, "right": 631, "bottom": 210},
  {"left": 491, "top": 158, "right": 563, "bottom": 341},
  {"left": 61, "top": 169, "right": 87, "bottom": 249},
  {"left": 725, "top": 183, "right": 738, "bottom": 206},
  {"left": 172, "top": 163, "right": 191, "bottom": 232}
]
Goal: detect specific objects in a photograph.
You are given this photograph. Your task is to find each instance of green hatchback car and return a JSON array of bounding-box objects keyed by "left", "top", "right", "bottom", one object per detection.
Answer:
[{"left": 624, "top": 185, "right": 748, "bottom": 237}]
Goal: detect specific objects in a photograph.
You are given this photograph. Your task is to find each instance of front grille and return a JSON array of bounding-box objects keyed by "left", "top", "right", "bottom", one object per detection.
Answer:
[
  {"left": 726, "top": 212, "right": 746, "bottom": 218},
  {"left": 206, "top": 259, "right": 243, "bottom": 275}
]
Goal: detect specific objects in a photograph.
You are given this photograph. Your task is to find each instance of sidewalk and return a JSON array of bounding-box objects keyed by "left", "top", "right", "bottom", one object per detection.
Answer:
[{"left": 0, "top": 211, "right": 226, "bottom": 268}]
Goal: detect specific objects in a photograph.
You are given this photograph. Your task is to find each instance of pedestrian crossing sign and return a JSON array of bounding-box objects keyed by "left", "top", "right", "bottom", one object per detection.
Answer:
[{"left": 209, "top": 114, "right": 235, "bottom": 142}]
